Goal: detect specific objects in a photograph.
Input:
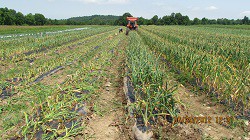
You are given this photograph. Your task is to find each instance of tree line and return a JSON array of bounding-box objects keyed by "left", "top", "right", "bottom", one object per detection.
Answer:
[
  {"left": 0, "top": 7, "right": 47, "bottom": 25},
  {"left": 128, "top": 13, "right": 249, "bottom": 25},
  {"left": 0, "top": 7, "right": 249, "bottom": 26}
]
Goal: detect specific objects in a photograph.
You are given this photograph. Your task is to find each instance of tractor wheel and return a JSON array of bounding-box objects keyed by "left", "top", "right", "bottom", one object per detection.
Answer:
[{"left": 126, "top": 28, "right": 130, "bottom": 35}]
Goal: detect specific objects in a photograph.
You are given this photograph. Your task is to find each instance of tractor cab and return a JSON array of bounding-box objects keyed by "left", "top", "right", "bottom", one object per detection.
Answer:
[{"left": 126, "top": 17, "right": 138, "bottom": 35}]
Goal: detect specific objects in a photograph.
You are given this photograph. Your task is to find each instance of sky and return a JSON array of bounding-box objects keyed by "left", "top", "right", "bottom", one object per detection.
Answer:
[{"left": 1, "top": 0, "right": 250, "bottom": 20}]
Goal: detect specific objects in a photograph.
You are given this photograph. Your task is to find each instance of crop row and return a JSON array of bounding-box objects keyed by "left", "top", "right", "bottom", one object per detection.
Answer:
[
  {"left": 0, "top": 29, "right": 116, "bottom": 81},
  {"left": 0, "top": 26, "right": 116, "bottom": 59},
  {"left": 142, "top": 26, "right": 250, "bottom": 70},
  {"left": 0, "top": 29, "right": 122, "bottom": 139},
  {"left": 0, "top": 25, "right": 89, "bottom": 35},
  {"left": 139, "top": 27, "right": 249, "bottom": 116},
  {"left": 0, "top": 29, "right": 118, "bottom": 105},
  {"left": 125, "top": 32, "right": 176, "bottom": 127},
  {"left": 189, "top": 25, "right": 250, "bottom": 35}
]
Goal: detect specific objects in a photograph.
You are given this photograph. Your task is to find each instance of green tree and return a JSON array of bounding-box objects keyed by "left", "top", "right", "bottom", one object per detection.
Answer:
[
  {"left": 65, "top": 19, "right": 74, "bottom": 25},
  {"left": 115, "top": 12, "right": 133, "bottom": 26},
  {"left": 230, "top": 19, "right": 235, "bottom": 25},
  {"left": 208, "top": 19, "right": 217, "bottom": 24},
  {"left": 15, "top": 12, "right": 25, "bottom": 25},
  {"left": 0, "top": 10, "right": 3, "bottom": 25},
  {"left": 151, "top": 15, "right": 158, "bottom": 25},
  {"left": 170, "top": 13, "right": 177, "bottom": 25},
  {"left": 34, "top": 13, "right": 46, "bottom": 25},
  {"left": 162, "top": 15, "right": 171, "bottom": 25},
  {"left": 25, "top": 13, "right": 35, "bottom": 25},
  {"left": 3, "top": 9, "right": 16, "bottom": 25},
  {"left": 157, "top": 18, "right": 164, "bottom": 25},
  {"left": 138, "top": 17, "right": 147, "bottom": 25},
  {"left": 175, "top": 13, "right": 183, "bottom": 25},
  {"left": 222, "top": 18, "right": 230, "bottom": 25},
  {"left": 217, "top": 18, "right": 223, "bottom": 24},
  {"left": 235, "top": 19, "right": 243, "bottom": 25},
  {"left": 182, "top": 16, "right": 190, "bottom": 25},
  {"left": 3, "top": 12, "right": 15, "bottom": 25},
  {"left": 201, "top": 17, "right": 208, "bottom": 24},
  {"left": 53, "top": 19, "right": 59, "bottom": 25},
  {"left": 146, "top": 19, "right": 153, "bottom": 25},
  {"left": 192, "top": 18, "right": 201, "bottom": 25},
  {"left": 242, "top": 16, "right": 249, "bottom": 24},
  {"left": 46, "top": 18, "right": 53, "bottom": 25},
  {"left": 91, "top": 17, "right": 102, "bottom": 25}
]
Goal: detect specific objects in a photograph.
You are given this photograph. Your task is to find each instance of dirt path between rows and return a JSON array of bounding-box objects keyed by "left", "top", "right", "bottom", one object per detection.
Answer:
[
  {"left": 85, "top": 37, "right": 130, "bottom": 140},
  {"left": 85, "top": 79, "right": 123, "bottom": 139}
]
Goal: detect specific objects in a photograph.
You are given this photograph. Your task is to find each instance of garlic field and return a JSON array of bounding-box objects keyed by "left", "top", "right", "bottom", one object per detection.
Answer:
[{"left": 0, "top": 25, "right": 249, "bottom": 139}]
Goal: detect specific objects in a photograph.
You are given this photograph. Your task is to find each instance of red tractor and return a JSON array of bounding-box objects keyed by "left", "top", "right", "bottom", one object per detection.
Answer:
[{"left": 126, "top": 17, "right": 138, "bottom": 35}]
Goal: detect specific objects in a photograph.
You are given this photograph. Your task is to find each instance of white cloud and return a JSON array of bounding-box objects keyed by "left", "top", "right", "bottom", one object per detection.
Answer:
[
  {"left": 240, "top": 11, "right": 250, "bottom": 17},
  {"left": 205, "top": 6, "right": 218, "bottom": 11},
  {"left": 72, "top": 0, "right": 130, "bottom": 4}
]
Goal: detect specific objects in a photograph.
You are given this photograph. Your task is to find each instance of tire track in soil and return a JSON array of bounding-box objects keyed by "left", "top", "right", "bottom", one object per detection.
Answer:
[{"left": 85, "top": 35, "right": 129, "bottom": 140}]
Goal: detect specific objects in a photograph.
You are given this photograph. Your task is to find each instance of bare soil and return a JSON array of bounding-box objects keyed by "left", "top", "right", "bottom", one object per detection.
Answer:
[
  {"left": 85, "top": 38, "right": 131, "bottom": 140},
  {"left": 40, "top": 66, "right": 69, "bottom": 85}
]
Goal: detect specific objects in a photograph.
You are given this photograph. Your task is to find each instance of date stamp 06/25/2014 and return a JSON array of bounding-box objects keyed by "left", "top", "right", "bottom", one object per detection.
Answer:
[{"left": 172, "top": 116, "right": 236, "bottom": 125}]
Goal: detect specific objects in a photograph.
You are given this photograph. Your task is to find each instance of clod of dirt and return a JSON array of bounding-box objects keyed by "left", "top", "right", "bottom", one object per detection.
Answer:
[
  {"left": 244, "top": 120, "right": 249, "bottom": 126},
  {"left": 132, "top": 123, "right": 153, "bottom": 140},
  {"left": 106, "top": 87, "right": 110, "bottom": 91},
  {"left": 105, "top": 82, "right": 111, "bottom": 91},
  {"left": 105, "top": 82, "right": 111, "bottom": 87}
]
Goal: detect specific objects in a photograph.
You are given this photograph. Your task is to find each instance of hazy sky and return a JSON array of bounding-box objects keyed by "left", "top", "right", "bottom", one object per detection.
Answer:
[{"left": 1, "top": 0, "right": 250, "bottom": 19}]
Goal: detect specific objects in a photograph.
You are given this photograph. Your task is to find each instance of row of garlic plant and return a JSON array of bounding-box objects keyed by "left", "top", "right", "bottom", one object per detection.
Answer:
[
  {"left": 0, "top": 26, "right": 116, "bottom": 60},
  {"left": 139, "top": 27, "right": 249, "bottom": 113},
  {"left": 126, "top": 32, "right": 176, "bottom": 126},
  {"left": 0, "top": 29, "right": 116, "bottom": 88},
  {"left": 186, "top": 25, "right": 250, "bottom": 36},
  {"left": 142, "top": 26, "right": 250, "bottom": 70},
  {"left": 1, "top": 29, "right": 122, "bottom": 139},
  {"left": 20, "top": 30, "right": 123, "bottom": 139},
  {"left": 1, "top": 28, "right": 117, "bottom": 75}
]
